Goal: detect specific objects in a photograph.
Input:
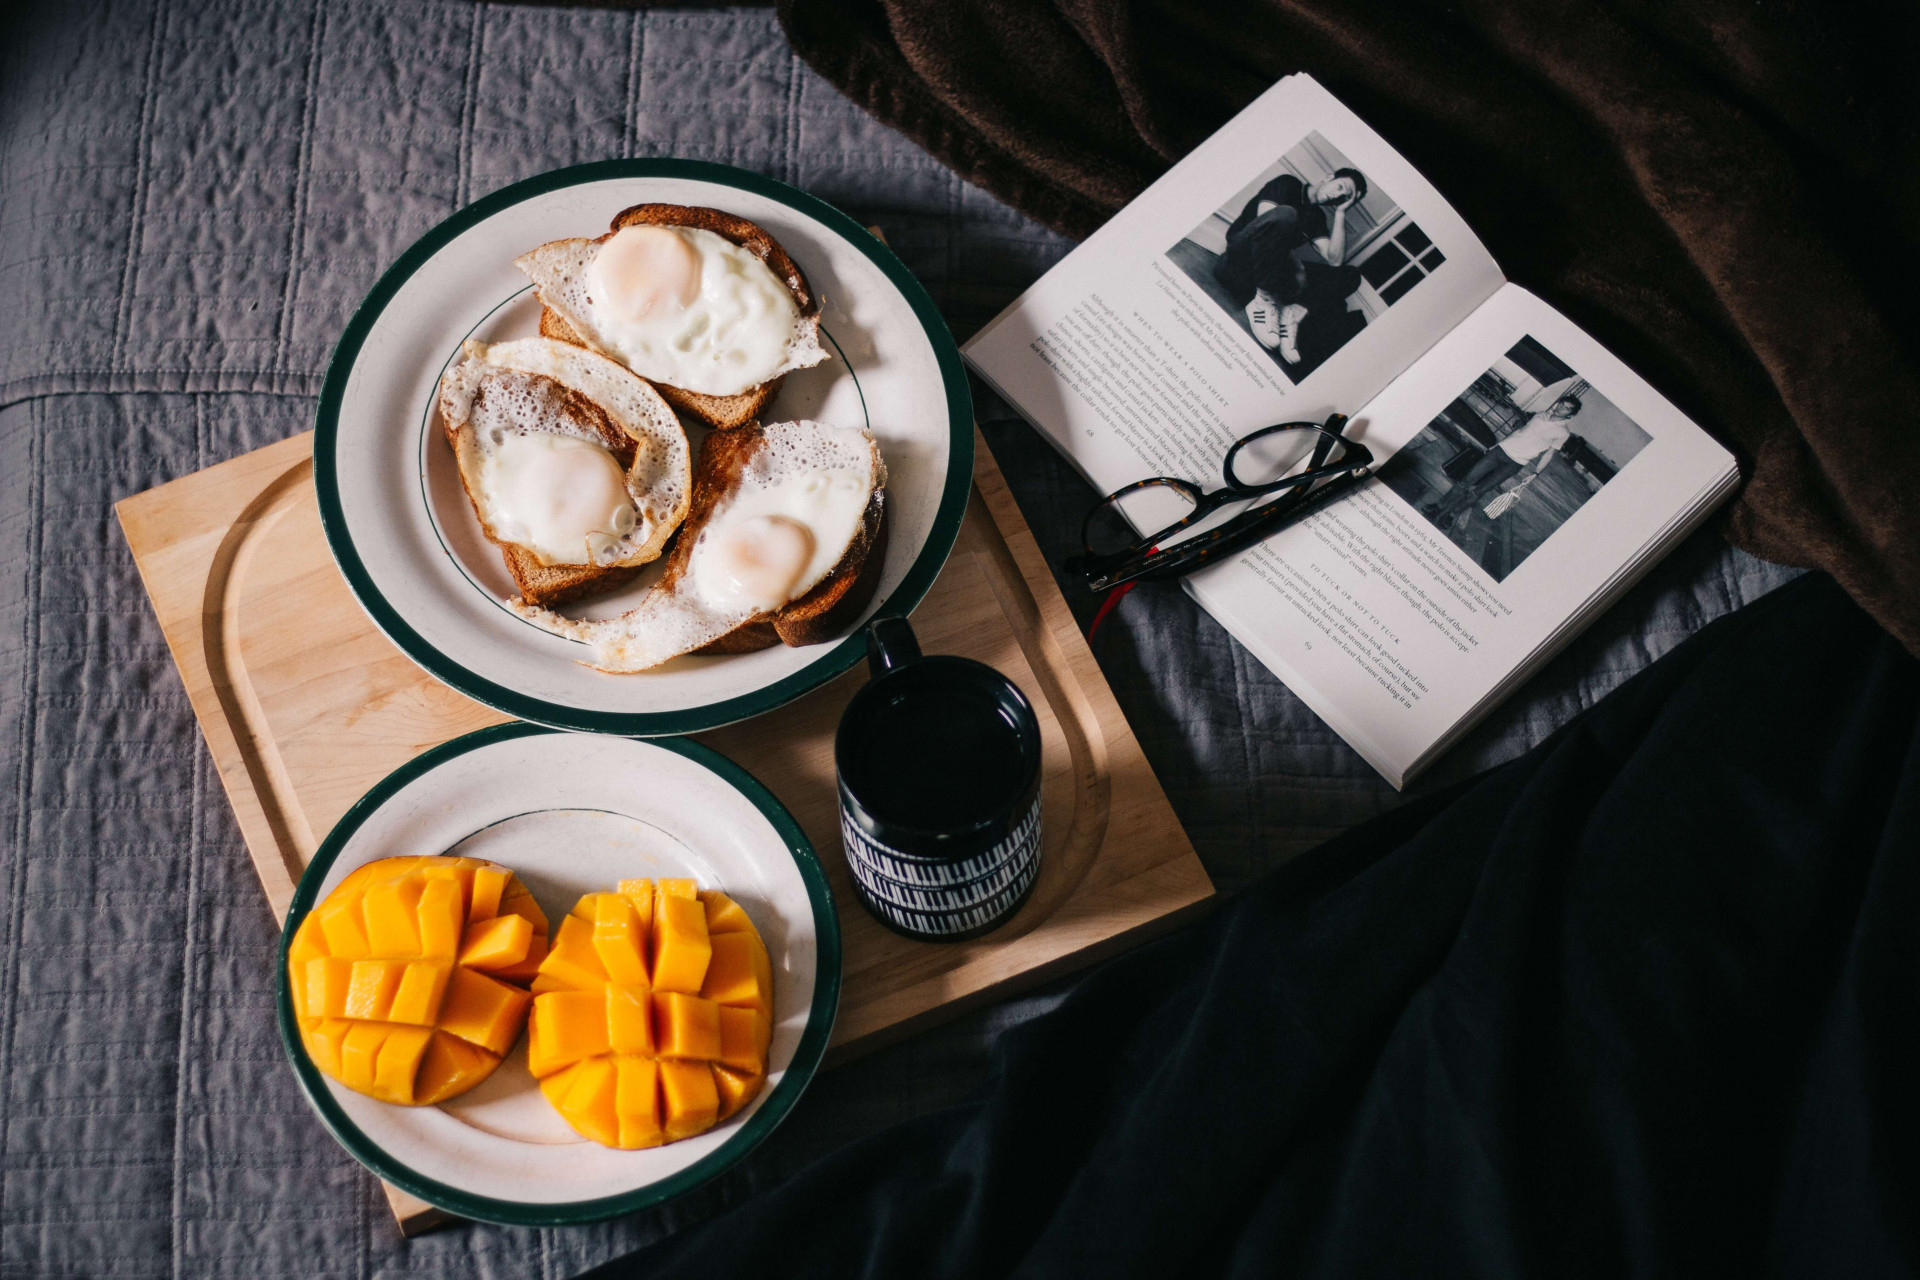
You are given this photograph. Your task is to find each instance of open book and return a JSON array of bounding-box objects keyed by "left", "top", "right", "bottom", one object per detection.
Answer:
[{"left": 964, "top": 74, "right": 1739, "bottom": 788}]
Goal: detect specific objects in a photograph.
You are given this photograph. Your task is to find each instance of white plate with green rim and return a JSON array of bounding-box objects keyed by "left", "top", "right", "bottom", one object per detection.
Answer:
[
  {"left": 313, "top": 159, "right": 973, "bottom": 735},
  {"left": 275, "top": 723, "right": 840, "bottom": 1225}
]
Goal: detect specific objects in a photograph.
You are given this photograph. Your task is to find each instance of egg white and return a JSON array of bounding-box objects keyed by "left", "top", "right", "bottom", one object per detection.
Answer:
[
  {"left": 438, "top": 337, "right": 691, "bottom": 569},
  {"left": 511, "top": 420, "right": 882, "bottom": 671},
  {"left": 517, "top": 227, "right": 828, "bottom": 398}
]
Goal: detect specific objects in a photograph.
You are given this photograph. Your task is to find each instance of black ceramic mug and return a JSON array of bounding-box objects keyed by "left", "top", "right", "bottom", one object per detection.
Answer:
[{"left": 834, "top": 617, "right": 1043, "bottom": 941}]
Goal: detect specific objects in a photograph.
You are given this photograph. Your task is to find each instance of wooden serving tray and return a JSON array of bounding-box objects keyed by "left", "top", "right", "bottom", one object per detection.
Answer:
[{"left": 116, "top": 428, "right": 1213, "bottom": 1231}]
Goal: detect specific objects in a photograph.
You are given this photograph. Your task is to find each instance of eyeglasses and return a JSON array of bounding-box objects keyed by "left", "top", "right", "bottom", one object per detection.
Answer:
[{"left": 1063, "top": 415, "right": 1373, "bottom": 592}]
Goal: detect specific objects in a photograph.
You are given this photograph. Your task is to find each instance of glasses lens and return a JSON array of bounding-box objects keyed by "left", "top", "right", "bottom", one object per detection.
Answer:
[
  {"left": 1085, "top": 480, "right": 1199, "bottom": 557},
  {"left": 1227, "top": 426, "right": 1344, "bottom": 491}
]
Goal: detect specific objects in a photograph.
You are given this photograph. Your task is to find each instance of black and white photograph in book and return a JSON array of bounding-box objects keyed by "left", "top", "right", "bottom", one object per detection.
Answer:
[
  {"left": 1376, "top": 336, "right": 1653, "bottom": 582},
  {"left": 1165, "top": 132, "right": 1443, "bottom": 384}
]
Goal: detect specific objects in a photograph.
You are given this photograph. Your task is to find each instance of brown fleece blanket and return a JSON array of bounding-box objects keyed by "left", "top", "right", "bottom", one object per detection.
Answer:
[{"left": 777, "top": 0, "right": 1920, "bottom": 652}]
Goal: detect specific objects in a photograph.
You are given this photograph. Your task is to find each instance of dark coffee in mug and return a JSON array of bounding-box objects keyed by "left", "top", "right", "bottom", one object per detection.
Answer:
[
  {"left": 835, "top": 617, "right": 1043, "bottom": 941},
  {"left": 841, "top": 683, "right": 1029, "bottom": 830}
]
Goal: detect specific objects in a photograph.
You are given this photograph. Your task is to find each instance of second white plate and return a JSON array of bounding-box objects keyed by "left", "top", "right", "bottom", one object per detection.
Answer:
[{"left": 276, "top": 724, "right": 840, "bottom": 1225}]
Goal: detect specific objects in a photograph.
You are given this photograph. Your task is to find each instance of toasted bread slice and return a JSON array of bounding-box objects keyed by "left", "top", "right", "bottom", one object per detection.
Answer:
[
  {"left": 508, "top": 420, "right": 886, "bottom": 672},
  {"left": 498, "top": 545, "right": 644, "bottom": 609},
  {"left": 438, "top": 338, "right": 691, "bottom": 607},
  {"left": 516, "top": 203, "right": 826, "bottom": 430},
  {"left": 539, "top": 304, "right": 777, "bottom": 432},
  {"left": 682, "top": 430, "right": 889, "bottom": 655}
]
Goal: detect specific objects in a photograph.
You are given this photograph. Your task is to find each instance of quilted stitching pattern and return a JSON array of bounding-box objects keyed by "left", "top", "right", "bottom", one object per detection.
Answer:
[{"left": 0, "top": 1, "right": 1798, "bottom": 1275}]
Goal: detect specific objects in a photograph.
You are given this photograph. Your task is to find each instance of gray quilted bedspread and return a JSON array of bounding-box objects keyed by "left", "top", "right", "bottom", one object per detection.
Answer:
[{"left": 0, "top": 3, "right": 1799, "bottom": 1276}]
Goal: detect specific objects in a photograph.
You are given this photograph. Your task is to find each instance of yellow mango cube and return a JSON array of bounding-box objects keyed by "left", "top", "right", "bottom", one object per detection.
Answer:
[
  {"left": 468, "top": 865, "right": 510, "bottom": 922},
  {"left": 314, "top": 894, "right": 371, "bottom": 959},
  {"left": 605, "top": 985, "right": 653, "bottom": 1056},
  {"left": 373, "top": 1025, "right": 434, "bottom": 1104},
  {"left": 654, "top": 992, "right": 722, "bottom": 1061},
  {"left": 700, "top": 931, "right": 773, "bottom": 1018},
  {"left": 558, "top": 1057, "right": 620, "bottom": 1147},
  {"left": 615, "top": 1057, "right": 664, "bottom": 1150},
  {"left": 659, "top": 1060, "right": 719, "bottom": 1140},
  {"left": 459, "top": 914, "right": 533, "bottom": 971},
  {"left": 303, "top": 1019, "right": 352, "bottom": 1078},
  {"left": 343, "top": 960, "right": 407, "bottom": 1021},
  {"left": 537, "top": 915, "right": 609, "bottom": 992},
  {"left": 526, "top": 990, "right": 610, "bottom": 1079},
  {"left": 361, "top": 877, "right": 425, "bottom": 957},
  {"left": 414, "top": 1031, "right": 497, "bottom": 1106},
  {"left": 340, "top": 1022, "right": 392, "bottom": 1092},
  {"left": 649, "top": 893, "right": 711, "bottom": 994},
  {"left": 500, "top": 884, "right": 549, "bottom": 938},
  {"left": 486, "top": 931, "right": 547, "bottom": 984},
  {"left": 657, "top": 878, "right": 697, "bottom": 900},
  {"left": 716, "top": 1006, "right": 771, "bottom": 1075},
  {"left": 699, "top": 890, "right": 754, "bottom": 936},
  {"left": 415, "top": 879, "right": 465, "bottom": 957},
  {"left": 590, "top": 893, "right": 649, "bottom": 986},
  {"left": 287, "top": 922, "right": 328, "bottom": 970},
  {"left": 712, "top": 1064, "right": 764, "bottom": 1123},
  {"left": 617, "top": 879, "right": 655, "bottom": 935},
  {"left": 436, "top": 967, "right": 530, "bottom": 1057},
  {"left": 387, "top": 960, "right": 453, "bottom": 1026},
  {"left": 303, "top": 957, "right": 355, "bottom": 1022}
]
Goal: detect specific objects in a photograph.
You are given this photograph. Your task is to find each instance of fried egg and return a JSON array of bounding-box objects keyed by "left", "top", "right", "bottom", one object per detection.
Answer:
[
  {"left": 516, "top": 223, "right": 828, "bottom": 398},
  {"left": 438, "top": 337, "right": 690, "bottom": 568},
  {"left": 511, "top": 420, "right": 883, "bottom": 671}
]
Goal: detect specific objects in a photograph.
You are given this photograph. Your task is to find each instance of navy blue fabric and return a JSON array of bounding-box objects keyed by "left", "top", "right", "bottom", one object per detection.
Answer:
[{"left": 587, "top": 572, "right": 1920, "bottom": 1278}]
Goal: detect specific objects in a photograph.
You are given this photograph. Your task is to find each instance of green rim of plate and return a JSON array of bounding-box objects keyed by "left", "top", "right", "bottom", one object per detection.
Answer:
[
  {"left": 274, "top": 722, "right": 843, "bottom": 1227},
  {"left": 312, "top": 158, "right": 974, "bottom": 735}
]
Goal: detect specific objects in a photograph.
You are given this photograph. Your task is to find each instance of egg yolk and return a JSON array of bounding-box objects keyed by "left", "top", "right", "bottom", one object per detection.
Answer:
[
  {"left": 481, "top": 433, "right": 637, "bottom": 565},
  {"left": 589, "top": 226, "right": 703, "bottom": 325},
  {"left": 706, "top": 515, "right": 815, "bottom": 611}
]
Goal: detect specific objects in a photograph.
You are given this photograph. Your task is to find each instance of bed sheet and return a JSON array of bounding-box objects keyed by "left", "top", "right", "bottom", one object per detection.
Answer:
[{"left": 0, "top": 3, "right": 1798, "bottom": 1276}]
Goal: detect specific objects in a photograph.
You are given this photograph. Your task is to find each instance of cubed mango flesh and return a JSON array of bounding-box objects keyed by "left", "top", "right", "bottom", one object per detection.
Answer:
[
  {"left": 468, "top": 865, "right": 510, "bottom": 922},
  {"left": 659, "top": 1060, "right": 719, "bottom": 1140},
  {"left": 529, "top": 880, "right": 773, "bottom": 1150},
  {"left": 615, "top": 1057, "right": 664, "bottom": 1150},
  {"left": 699, "top": 890, "right": 754, "bottom": 936},
  {"left": 606, "top": 985, "right": 653, "bottom": 1056},
  {"left": 712, "top": 1064, "right": 764, "bottom": 1123},
  {"left": 526, "top": 989, "right": 611, "bottom": 1078},
  {"left": 415, "top": 879, "right": 466, "bottom": 957},
  {"left": 485, "top": 931, "right": 548, "bottom": 984},
  {"left": 373, "top": 1025, "right": 435, "bottom": 1104},
  {"left": 537, "top": 916, "right": 610, "bottom": 992},
  {"left": 459, "top": 914, "right": 533, "bottom": 971},
  {"left": 303, "top": 957, "right": 355, "bottom": 1021},
  {"left": 654, "top": 992, "right": 722, "bottom": 1061},
  {"left": 414, "top": 1031, "right": 497, "bottom": 1106},
  {"left": 716, "top": 1006, "right": 771, "bottom": 1075},
  {"left": 437, "top": 967, "right": 530, "bottom": 1057},
  {"left": 590, "top": 893, "right": 649, "bottom": 986},
  {"left": 387, "top": 960, "right": 453, "bottom": 1026},
  {"left": 649, "top": 893, "right": 711, "bottom": 994},
  {"left": 340, "top": 1021, "right": 391, "bottom": 1093},
  {"left": 617, "top": 879, "right": 655, "bottom": 935},
  {"left": 344, "top": 959, "right": 407, "bottom": 1020},
  {"left": 288, "top": 856, "right": 541, "bottom": 1106},
  {"left": 362, "top": 877, "right": 425, "bottom": 957},
  {"left": 700, "top": 931, "right": 773, "bottom": 1018}
]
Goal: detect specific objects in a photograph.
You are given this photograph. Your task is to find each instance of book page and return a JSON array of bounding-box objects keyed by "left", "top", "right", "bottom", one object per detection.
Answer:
[
  {"left": 963, "top": 73, "right": 1504, "bottom": 496},
  {"left": 1185, "top": 285, "right": 1739, "bottom": 785}
]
